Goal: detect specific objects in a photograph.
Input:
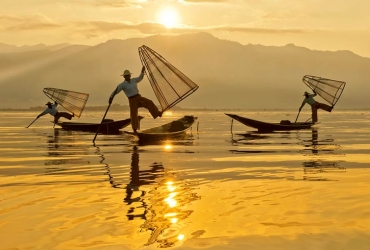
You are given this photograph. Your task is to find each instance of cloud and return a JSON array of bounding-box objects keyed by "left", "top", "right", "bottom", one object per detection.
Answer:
[
  {"left": 179, "top": 0, "right": 228, "bottom": 3},
  {"left": 210, "top": 26, "right": 307, "bottom": 34},
  {"left": 0, "top": 13, "right": 309, "bottom": 43},
  {"left": 68, "top": 20, "right": 308, "bottom": 39},
  {"left": 72, "top": 21, "right": 179, "bottom": 36},
  {"left": 94, "top": 0, "right": 142, "bottom": 8},
  {"left": 7, "top": 22, "right": 61, "bottom": 31},
  {"left": 80, "top": 21, "right": 164, "bottom": 32},
  {"left": 0, "top": 14, "right": 61, "bottom": 31},
  {"left": 0, "top": 15, "right": 23, "bottom": 24}
]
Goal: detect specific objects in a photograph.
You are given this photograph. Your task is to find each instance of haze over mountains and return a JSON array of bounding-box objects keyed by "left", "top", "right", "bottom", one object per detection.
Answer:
[
  {"left": 0, "top": 42, "right": 74, "bottom": 53},
  {"left": 0, "top": 32, "right": 369, "bottom": 109}
]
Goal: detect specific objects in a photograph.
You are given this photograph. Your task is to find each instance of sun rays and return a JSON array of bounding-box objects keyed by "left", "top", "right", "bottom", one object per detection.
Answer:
[{"left": 157, "top": 7, "right": 179, "bottom": 29}]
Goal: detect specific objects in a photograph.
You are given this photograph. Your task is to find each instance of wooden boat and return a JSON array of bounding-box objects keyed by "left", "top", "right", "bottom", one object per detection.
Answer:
[
  {"left": 55, "top": 117, "right": 143, "bottom": 133},
  {"left": 124, "top": 115, "right": 197, "bottom": 141},
  {"left": 225, "top": 113, "right": 314, "bottom": 132}
]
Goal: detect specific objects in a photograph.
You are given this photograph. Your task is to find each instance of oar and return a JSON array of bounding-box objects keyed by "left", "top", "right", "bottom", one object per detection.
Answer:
[
  {"left": 26, "top": 117, "right": 39, "bottom": 128},
  {"left": 92, "top": 103, "right": 111, "bottom": 143},
  {"left": 294, "top": 110, "right": 301, "bottom": 123}
]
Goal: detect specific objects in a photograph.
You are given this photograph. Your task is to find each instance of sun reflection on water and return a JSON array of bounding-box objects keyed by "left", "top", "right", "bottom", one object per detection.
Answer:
[{"left": 141, "top": 173, "right": 200, "bottom": 247}]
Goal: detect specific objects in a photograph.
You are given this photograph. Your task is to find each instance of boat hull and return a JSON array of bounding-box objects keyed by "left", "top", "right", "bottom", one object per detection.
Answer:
[
  {"left": 225, "top": 113, "right": 314, "bottom": 132},
  {"left": 125, "top": 115, "right": 197, "bottom": 141},
  {"left": 56, "top": 118, "right": 133, "bottom": 133}
]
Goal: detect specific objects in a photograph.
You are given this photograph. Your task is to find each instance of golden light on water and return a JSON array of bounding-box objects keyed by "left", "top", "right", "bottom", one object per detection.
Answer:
[
  {"left": 170, "top": 218, "right": 178, "bottom": 223},
  {"left": 167, "top": 186, "right": 176, "bottom": 192},
  {"left": 164, "top": 212, "right": 178, "bottom": 217},
  {"left": 163, "top": 111, "right": 173, "bottom": 116},
  {"left": 164, "top": 193, "right": 177, "bottom": 207},
  {"left": 167, "top": 181, "right": 176, "bottom": 192},
  {"left": 177, "top": 234, "right": 185, "bottom": 241},
  {"left": 164, "top": 144, "right": 172, "bottom": 150}
]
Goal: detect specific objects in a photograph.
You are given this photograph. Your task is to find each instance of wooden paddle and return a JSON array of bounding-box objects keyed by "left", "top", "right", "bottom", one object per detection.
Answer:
[
  {"left": 92, "top": 103, "right": 111, "bottom": 143},
  {"left": 26, "top": 117, "right": 39, "bottom": 128},
  {"left": 294, "top": 110, "right": 301, "bottom": 123},
  {"left": 93, "top": 86, "right": 119, "bottom": 143}
]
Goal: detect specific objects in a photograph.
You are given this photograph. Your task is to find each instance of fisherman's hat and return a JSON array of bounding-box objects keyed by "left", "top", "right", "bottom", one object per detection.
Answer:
[
  {"left": 121, "top": 70, "right": 132, "bottom": 76},
  {"left": 303, "top": 91, "right": 309, "bottom": 96},
  {"left": 45, "top": 101, "right": 52, "bottom": 105}
]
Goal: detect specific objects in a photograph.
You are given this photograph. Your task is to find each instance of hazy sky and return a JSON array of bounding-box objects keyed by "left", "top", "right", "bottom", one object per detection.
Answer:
[{"left": 1, "top": 0, "right": 370, "bottom": 57}]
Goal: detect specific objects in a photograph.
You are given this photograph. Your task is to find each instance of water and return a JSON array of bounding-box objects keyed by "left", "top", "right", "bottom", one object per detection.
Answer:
[{"left": 1, "top": 109, "right": 370, "bottom": 250}]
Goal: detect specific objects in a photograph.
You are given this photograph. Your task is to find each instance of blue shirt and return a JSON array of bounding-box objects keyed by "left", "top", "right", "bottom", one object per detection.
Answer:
[
  {"left": 110, "top": 72, "right": 144, "bottom": 98},
  {"left": 39, "top": 103, "right": 58, "bottom": 117},
  {"left": 300, "top": 93, "right": 317, "bottom": 109}
]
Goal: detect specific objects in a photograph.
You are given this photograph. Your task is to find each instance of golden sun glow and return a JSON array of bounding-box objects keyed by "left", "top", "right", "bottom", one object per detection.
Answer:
[{"left": 158, "top": 8, "right": 179, "bottom": 28}]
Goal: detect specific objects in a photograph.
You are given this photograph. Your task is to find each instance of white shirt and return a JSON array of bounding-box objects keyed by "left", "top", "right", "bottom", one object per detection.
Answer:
[
  {"left": 110, "top": 72, "right": 144, "bottom": 98},
  {"left": 39, "top": 103, "right": 58, "bottom": 117},
  {"left": 300, "top": 93, "right": 317, "bottom": 109}
]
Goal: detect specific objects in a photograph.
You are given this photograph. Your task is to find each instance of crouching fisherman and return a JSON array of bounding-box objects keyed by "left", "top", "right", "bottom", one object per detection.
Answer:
[{"left": 37, "top": 101, "right": 74, "bottom": 124}]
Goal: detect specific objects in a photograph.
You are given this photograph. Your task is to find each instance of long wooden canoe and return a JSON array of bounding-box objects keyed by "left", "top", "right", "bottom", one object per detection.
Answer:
[
  {"left": 55, "top": 116, "right": 143, "bottom": 133},
  {"left": 124, "top": 115, "right": 197, "bottom": 141},
  {"left": 225, "top": 113, "right": 314, "bottom": 132}
]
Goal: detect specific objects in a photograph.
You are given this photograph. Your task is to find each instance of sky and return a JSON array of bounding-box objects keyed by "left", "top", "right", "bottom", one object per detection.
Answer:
[{"left": 1, "top": 0, "right": 370, "bottom": 57}]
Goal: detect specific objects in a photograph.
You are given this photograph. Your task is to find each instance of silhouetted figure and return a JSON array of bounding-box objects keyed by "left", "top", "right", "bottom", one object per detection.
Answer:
[
  {"left": 108, "top": 66, "right": 162, "bottom": 133},
  {"left": 37, "top": 101, "right": 74, "bottom": 124},
  {"left": 299, "top": 90, "right": 333, "bottom": 123}
]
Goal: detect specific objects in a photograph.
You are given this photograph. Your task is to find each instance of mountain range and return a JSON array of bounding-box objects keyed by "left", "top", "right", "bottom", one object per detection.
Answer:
[{"left": 0, "top": 32, "right": 369, "bottom": 109}]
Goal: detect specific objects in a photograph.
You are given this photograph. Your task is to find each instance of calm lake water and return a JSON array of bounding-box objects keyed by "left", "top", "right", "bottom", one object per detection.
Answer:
[{"left": 1, "top": 109, "right": 370, "bottom": 250}]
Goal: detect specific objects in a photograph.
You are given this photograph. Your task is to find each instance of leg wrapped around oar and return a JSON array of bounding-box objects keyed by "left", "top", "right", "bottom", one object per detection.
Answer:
[{"left": 54, "top": 112, "right": 73, "bottom": 123}]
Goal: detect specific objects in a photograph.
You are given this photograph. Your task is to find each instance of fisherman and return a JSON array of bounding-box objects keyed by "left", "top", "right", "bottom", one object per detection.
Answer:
[
  {"left": 299, "top": 90, "right": 333, "bottom": 123},
  {"left": 37, "top": 101, "right": 74, "bottom": 123},
  {"left": 108, "top": 66, "right": 162, "bottom": 133}
]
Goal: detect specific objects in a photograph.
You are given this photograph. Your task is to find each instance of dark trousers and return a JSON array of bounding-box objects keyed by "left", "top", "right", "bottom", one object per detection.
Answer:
[
  {"left": 311, "top": 102, "right": 332, "bottom": 123},
  {"left": 128, "top": 94, "right": 161, "bottom": 130},
  {"left": 54, "top": 112, "right": 73, "bottom": 123}
]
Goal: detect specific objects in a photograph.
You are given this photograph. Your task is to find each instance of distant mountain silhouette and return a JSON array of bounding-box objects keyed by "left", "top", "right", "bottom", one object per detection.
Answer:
[{"left": 0, "top": 32, "right": 369, "bottom": 109}]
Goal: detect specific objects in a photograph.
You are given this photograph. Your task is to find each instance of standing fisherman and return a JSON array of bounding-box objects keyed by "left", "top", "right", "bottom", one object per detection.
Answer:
[
  {"left": 299, "top": 90, "right": 333, "bottom": 123},
  {"left": 108, "top": 66, "right": 162, "bottom": 133}
]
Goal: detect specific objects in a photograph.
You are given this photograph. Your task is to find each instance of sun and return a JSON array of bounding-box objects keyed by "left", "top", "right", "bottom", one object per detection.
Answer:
[{"left": 158, "top": 8, "right": 179, "bottom": 29}]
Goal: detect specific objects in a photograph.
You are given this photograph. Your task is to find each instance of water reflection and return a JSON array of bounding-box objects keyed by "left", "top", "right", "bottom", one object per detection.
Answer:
[
  {"left": 124, "top": 147, "right": 165, "bottom": 221},
  {"left": 230, "top": 130, "right": 292, "bottom": 153},
  {"left": 97, "top": 144, "right": 201, "bottom": 248},
  {"left": 134, "top": 133, "right": 198, "bottom": 147},
  {"left": 230, "top": 128, "right": 346, "bottom": 181},
  {"left": 45, "top": 128, "right": 91, "bottom": 168},
  {"left": 300, "top": 128, "right": 346, "bottom": 181},
  {"left": 39, "top": 129, "right": 107, "bottom": 185},
  {"left": 140, "top": 173, "right": 201, "bottom": 248}
]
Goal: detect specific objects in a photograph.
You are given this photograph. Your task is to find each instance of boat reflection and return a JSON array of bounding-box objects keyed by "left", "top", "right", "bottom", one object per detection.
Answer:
[
  {"left": 97, "top": 145, "right": 201, "bottom": 248},
  {"left": 229, "top": 130, "right": 291, "bottom": 153},
  {"left": 229, "top": 128, "right": 346, "bottom": 181},
  {"left": 132, "top": 132, "right": 198, "bottom": 147},
  {"left": 44, "top": 128, "right": 91, "bottom": 167},
  {"left": 42, "top": 128, "right": 105, "bottom": 185}
]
